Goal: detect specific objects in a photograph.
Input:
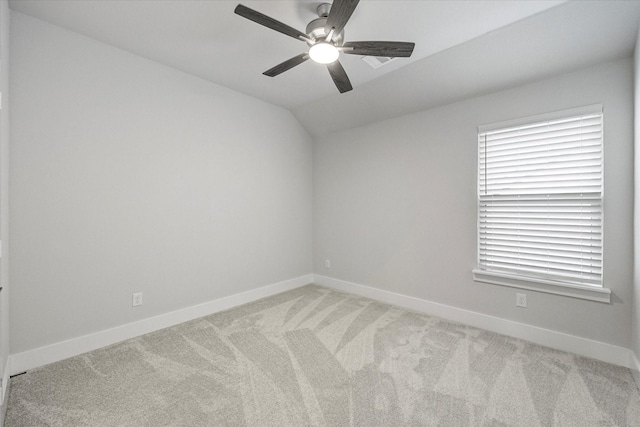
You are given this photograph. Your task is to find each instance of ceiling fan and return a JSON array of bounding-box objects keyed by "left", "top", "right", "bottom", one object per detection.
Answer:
[{"left": 234, "top": 0, "right": 415, "bottom": 93}]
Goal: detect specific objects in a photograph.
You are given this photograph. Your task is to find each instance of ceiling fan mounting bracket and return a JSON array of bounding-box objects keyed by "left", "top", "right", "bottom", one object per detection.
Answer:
[{"left": 316, "top": 3, "right": 332, "bottom": 18}]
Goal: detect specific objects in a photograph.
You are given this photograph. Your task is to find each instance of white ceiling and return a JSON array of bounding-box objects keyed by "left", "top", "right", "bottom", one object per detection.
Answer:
[{"left": 9, "top": 1, "right": 640, "bottom": 136}]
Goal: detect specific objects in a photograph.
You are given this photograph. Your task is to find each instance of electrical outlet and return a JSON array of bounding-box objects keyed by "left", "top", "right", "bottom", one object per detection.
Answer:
[
  {"left": 132, "top": 292, "right": 143, "bottom": 307},
  {"left": 325, "top": 259, "right": 331, "bottom": 269},
  {"left": 516, "top": 293, "right": 527, "bottom": 308}
]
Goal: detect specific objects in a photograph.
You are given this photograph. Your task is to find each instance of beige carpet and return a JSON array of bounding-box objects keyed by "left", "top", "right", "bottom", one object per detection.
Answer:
[{"left": 6, "top": 284, "right": 640, "bottom": 426}]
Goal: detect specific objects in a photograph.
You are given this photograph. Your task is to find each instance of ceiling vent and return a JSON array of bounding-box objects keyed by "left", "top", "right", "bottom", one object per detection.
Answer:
[{"left": 362, "top": 56, "right": 396, "bottom": 69}]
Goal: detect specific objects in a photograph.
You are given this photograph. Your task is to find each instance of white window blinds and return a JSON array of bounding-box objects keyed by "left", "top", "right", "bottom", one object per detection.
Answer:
[{"left": 478, "top": 107, "right": 603, "bottom": 287}]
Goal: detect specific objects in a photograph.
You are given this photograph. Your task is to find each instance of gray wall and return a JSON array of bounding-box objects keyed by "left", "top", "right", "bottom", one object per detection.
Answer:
[
  {"left": 633, "top": 29, "right": 640, "bottom": 361},
  {"left": 8, "top": 9, "right": 637, "bottom": 359},
  {"left": 314, "top": 58, "right": 634, "bottom": 348},
  {"left": 10, "top": 13, "right": 313, "bottom": 354},
  {"left": 0, "top": 0, "right": 9, "bottom": 411}
]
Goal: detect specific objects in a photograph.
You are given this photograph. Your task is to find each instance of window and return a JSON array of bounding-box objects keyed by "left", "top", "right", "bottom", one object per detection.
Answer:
[{"left": 472, "top": 105, "right": 611, "bottom": 303}]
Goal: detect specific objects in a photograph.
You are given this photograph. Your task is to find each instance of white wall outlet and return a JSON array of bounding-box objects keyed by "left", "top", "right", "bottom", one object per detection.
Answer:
[
  {"left": 132, "top": 292, "right": 143, "bottom": 307},
  {"left": 325, "top": 259, "right": 331, "bottom": 269},
  {"left": 516, "top": 293, "right": 527, "bottom": 308}
]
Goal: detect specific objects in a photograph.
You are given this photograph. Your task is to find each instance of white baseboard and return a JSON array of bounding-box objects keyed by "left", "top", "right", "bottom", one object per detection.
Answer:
[
  {"left": 314, "top": 274, "right": 634, "bottom": 369},
  {"left": 631, "top": 351, "right": 640, "bottom": 390},
  {"left": 9, "top": 274, "right": 313, "bottom": 375},
  {"left": 9, "top": 273, "right": 636, "bottom": 378}
]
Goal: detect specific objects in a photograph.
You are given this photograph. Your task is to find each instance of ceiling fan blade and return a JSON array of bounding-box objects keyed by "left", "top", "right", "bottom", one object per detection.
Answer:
[
  {"left": 263, "top": 53, "right": 309, "bottom": 77},
  {"left": 327, "top": 60, "right": 353, "bottom": 93},
  {"left": 234, "top": 4, "right": 309, "bottom": 41},
  {"left": 342, "top": 41, "right": 415, "bottom": 58},
  {"left": 325, "top": 0, "right": 360, "bottom": 37}
]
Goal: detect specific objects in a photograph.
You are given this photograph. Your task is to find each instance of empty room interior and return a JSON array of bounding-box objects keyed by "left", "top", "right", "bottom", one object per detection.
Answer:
[{"left": 2, "top": 0, "right": 640, "bottom": 425}]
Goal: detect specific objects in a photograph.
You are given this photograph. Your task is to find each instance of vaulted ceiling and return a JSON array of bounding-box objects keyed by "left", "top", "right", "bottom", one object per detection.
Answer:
[{"left": 9, "top": 1, "right": 640, "bottom": 136}]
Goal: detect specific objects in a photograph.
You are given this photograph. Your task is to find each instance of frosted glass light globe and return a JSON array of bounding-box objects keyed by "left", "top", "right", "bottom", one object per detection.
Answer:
[{"left": 309, "top": 43, "right": 339, "bottom": 64}]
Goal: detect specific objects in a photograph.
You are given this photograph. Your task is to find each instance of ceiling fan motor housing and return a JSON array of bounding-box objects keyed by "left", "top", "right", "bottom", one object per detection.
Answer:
[
  {"left": 306, "top": 17, "right": 344, "bottom": 45},
  {"left": 306, "top": 3, "right": 344, "bottom": 46}
]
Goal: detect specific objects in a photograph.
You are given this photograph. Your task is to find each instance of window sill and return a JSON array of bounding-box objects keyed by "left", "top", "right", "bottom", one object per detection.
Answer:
[{"left": 472, "top": 269, "right": 611, "bottom": 303}]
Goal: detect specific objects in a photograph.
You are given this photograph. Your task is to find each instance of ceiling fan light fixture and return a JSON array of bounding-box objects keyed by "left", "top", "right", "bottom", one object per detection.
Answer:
[
  {"left": 235, "top": 1, "right": 415, "bottom": 93},
  {"left": 309, "top": 42, "right": 339, "bottom": 64}
]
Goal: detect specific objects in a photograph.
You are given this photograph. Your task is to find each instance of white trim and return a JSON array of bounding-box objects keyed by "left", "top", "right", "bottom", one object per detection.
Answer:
[
  {"left": 0, "top": 356, "right": 8, "bottom": 403},
  {"left": 631, "top": 351, "right": 640, "bottom": 391},
  {"left": 9, "top": 274, "right": 313, "bottom": 375},
  {"left": 314, "top": 274, "right": 633, "bottom": 369},
  {"left": 472, "top": 269, "right": 611, "bottom": 303},
  {"left": 477, "top": 103, "right": 603, "bottom": 133}
]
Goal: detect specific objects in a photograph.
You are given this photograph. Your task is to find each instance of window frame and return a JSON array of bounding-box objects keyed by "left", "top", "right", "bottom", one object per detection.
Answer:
[{"left": 472, "top": 105, "right": 611, "bottom": 303}]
